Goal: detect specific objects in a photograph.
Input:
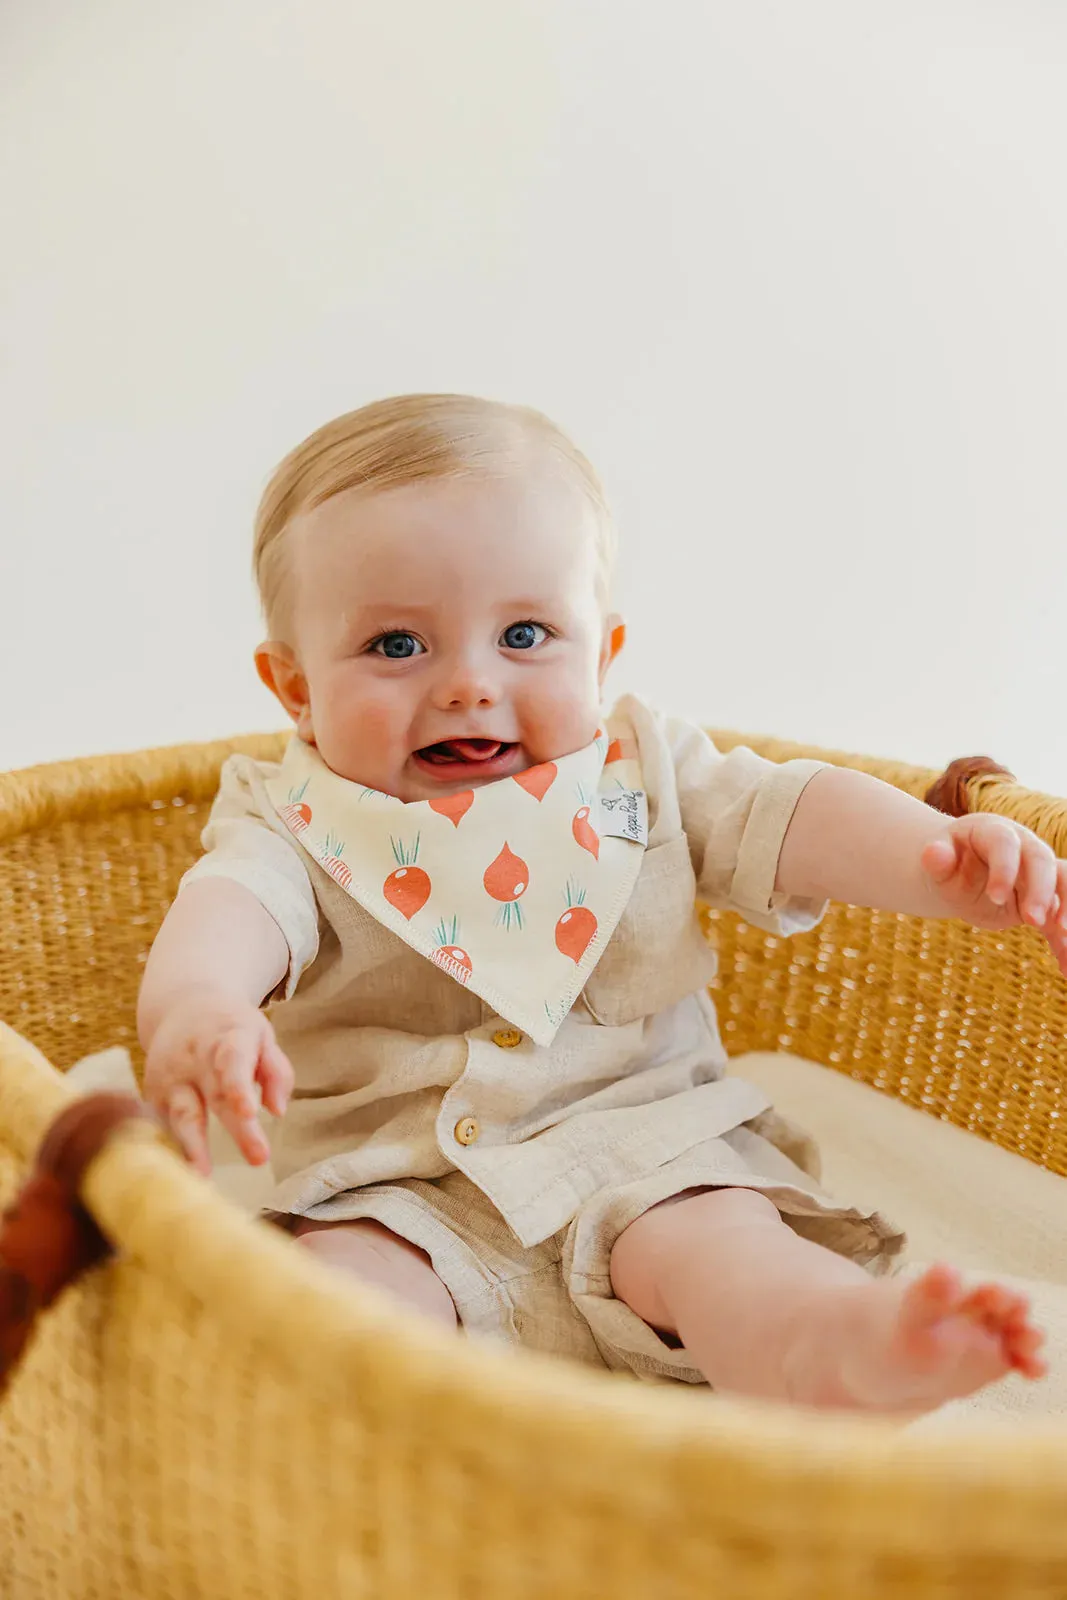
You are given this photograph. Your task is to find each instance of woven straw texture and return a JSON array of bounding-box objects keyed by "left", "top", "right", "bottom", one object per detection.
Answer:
[{"left": 2, "top": 731, "right": 1067, "bottom": 1598}]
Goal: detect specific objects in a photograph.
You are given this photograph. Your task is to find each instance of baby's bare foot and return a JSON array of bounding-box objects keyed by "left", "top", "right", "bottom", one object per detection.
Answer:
[{"left": 792, "top": 1264, "right": 1047, "bottom": 1413}]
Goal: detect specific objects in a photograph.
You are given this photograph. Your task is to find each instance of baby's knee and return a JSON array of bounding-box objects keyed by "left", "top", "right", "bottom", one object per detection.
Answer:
[
  {"left": 619, "top": 1185, "right": 782, "bottom": 1258},
  {"left": 610, "top": 1187, "right": 784, "bottom": 1313},
  {"left": 294, "top": 1218, "right": 458, "bottom": 1328}
]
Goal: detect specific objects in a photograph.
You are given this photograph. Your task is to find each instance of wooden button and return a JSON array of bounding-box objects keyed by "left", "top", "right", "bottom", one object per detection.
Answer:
[
  {"left": 454, "top": 1116, "right": 480, "bottom": 1147},
  {"left": 492, "top": 1028, "right": 523, "bottom": 1049}
]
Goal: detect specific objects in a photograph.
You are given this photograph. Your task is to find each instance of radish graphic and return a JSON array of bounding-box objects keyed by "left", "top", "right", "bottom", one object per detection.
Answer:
[
  {"left": 384, "top": 835, "right": 431, "bottom": 920},
  {"left": 513, "top": 762, "right": 557, "bottom": 802},
  {"left": 280, "top": 779, "right": 312, "bottom": 833},
  {"left": 483, "top": 842, "right": 529, "bottom": 930},
  {"left": 555, "top": 879, "right": 597, "bottom": 963},
  {"left": 320, "top": 831, "right": 352, "bottom": 889},
  {"left": 572, "top": 783, "right": 600, "bottom": 860},
  {"left": 429, "top": 789, "right": 474, "bottom": 828},
  {"left": 432, "top": 916, "right": 472, "bottom": 984}
]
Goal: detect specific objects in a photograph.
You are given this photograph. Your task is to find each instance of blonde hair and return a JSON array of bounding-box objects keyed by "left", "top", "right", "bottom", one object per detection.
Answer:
[{"left": 253, "top": 393, "right": 615, "bottom": 639}]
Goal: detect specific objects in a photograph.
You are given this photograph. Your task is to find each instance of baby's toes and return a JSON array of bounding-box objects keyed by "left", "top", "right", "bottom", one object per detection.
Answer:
[
  {"left": 898, "top": 1266, "right": 970, "bottom": 1368},
  {"left": 960, "top": 1283, "right": 1023, "bottom": 1328},
  {"left": 1005, "top": 1321, "right": 1047, "bottom": 1379},
  {"left": 904, "top": 1264, "right": 963, "bottom": 1330},
  {"left": 957, "top": 1284, "right": 1047, "bottom": 1380}
]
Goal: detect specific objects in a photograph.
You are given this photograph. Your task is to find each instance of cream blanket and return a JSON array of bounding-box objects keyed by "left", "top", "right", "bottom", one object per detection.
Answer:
[{"left": 67, "top": 1047, "right": 1067, "bottom": 1427}]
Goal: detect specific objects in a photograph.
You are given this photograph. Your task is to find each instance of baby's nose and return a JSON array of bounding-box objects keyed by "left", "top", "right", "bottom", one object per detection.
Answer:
[{"left": 433, "top": 657, "right": 499, "bottom": 710}]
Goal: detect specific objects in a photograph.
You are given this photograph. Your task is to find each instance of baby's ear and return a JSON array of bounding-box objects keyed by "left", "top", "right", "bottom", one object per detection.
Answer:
[
  {"left": 599, "top": 614, "right": 626, "bottom": 683},
  {"left": 255, "top": 644, "right": 315, "bottom": 743}
]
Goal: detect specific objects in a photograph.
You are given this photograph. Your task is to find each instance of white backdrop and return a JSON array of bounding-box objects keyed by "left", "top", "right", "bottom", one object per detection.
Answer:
[{"left": 3, "top": 2, "right": 1066, "bottom": 789}]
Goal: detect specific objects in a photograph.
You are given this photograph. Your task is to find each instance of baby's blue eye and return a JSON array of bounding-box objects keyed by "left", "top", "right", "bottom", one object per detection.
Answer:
[
  {"left": 372, "top": 632, "right": 424, "bottom": 659},
  {"left": 501, "top": 622, "right": 547, "bottom": 651}
]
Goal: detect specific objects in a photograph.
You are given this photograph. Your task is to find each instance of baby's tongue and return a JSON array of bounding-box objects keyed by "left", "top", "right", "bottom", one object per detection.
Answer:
[{"left": 436, "top": 739, "right": 502, "bottom": 763}]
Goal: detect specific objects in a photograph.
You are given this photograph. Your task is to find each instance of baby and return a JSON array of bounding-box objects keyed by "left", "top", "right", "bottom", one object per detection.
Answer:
[{"left": 140, "top": 393, "right": 1062, "bottom": 1412}]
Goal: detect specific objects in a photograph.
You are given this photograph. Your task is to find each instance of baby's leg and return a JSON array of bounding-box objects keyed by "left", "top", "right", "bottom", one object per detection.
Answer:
[
  {"left": 610, "top": 1188, "right": 1045, "bottom": 1412},
  {"left": 292, "top": 1218, "right": 458, "bottom": 1328}
]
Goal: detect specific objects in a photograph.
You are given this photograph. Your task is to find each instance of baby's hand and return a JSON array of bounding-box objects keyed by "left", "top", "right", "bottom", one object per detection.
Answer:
[
  {"left": 921, "top": 816, "right": 1067, "bottom": 974},
  {"left": 143, "top": 986, "right": 294, "bottom": 1175}
]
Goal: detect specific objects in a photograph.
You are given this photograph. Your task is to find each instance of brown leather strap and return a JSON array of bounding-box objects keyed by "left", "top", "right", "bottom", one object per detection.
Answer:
[
  {"left": 924, "top": 756, "right": 1015, "bottom": 818},
  {"left": 0, "top": 1094, "right": 164, "bottom": 1395}
]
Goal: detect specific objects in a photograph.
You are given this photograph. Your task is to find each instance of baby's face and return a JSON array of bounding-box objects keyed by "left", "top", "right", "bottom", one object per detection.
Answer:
[{"left": 268, "top": 475, "right": 616, "bottom": 802}]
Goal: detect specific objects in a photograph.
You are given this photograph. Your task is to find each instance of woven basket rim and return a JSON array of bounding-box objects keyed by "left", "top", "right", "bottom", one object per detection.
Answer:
[{"left": 0, "top": 731, "right": 289, "bottom": 844}]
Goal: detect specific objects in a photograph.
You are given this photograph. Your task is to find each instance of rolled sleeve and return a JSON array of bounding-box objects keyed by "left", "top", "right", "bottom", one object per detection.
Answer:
[
  {"left": 728, "top": 757, "right": 828, "bottom": 934},
  {"left": 668, "top": 720, "right": 828, "bottom": 936},
  {"left": 179, "top": 755, "right": 320, "bottom": 999}
]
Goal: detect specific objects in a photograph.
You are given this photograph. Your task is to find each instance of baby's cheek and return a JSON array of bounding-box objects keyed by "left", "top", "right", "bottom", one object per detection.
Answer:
[
  {"left": 518, "top": 672, "right": 599, "bottom": 758},
  {"left": 314, "top": 675, "right": 405, "bottom": 780},
  {"left": 347, "top": 693, "right": 399, "bottom": 750}
]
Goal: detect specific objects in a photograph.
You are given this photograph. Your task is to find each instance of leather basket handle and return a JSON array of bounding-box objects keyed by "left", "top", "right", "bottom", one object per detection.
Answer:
[
  {"left": 924, "top": 756, "right": 1014, "bottom": 818},
  {"left": 0, "top": 1094, "right": 165, "bottom": 1396}
]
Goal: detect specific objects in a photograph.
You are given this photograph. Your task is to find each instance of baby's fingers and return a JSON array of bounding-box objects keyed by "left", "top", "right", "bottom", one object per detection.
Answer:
[
  {"left": 166, "top": 1083, "right": 211, "bottom": 1176},
  {"left": 211, "top": 1028, "right": 261, "bottom": 1121},
  {"left": 921, "top": 837, "right": 959, "bottom": 884},
  {"left": 923, "top": 835, "right": 989, "bottom": 900},
  {"left": 1016, "top": 831, "right": 1059, "bottom": 926},
  {"left": 218, "top": 1108, "right": 271, "bottom": 1167},
  {"left": 209, "top": 1087, "right": 271, "bottom": 1167},
  {"left": 209, "top": 1029, "right": 272, "bottom": 1167},
  {"left": 968, "top": 816, "right": 1022, "bottom": 907},
  {"left": 257, "top": 1034, "right": 294, "bottom": 1119}
]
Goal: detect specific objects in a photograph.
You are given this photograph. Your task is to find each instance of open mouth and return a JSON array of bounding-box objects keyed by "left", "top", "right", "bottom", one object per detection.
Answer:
[{"left": 416, "top": 739, "right": 516, "bottom": 767}]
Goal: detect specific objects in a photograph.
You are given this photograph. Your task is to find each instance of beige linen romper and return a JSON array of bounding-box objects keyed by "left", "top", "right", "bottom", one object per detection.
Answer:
[{"left": 181, "top": 696, "right": 902, "bottom": 1381}]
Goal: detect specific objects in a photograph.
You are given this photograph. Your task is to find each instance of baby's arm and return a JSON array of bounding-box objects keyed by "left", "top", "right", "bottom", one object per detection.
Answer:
[
  {"left": 138, "top": 877, "right": 295, "bottom": 1173},
  {"left": 776, "top": 765, "right": 1067, "bottom": 967}
]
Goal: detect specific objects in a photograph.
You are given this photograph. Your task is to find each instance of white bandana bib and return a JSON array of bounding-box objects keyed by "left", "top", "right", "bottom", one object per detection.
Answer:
[{"left": 264, "top": 722, "right": 648, "bottom": 1046}]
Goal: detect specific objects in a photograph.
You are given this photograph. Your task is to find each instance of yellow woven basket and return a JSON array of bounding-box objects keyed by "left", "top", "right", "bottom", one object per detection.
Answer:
[{"left": 3, "top": 731, "right": 1067, "bottom": 1599}]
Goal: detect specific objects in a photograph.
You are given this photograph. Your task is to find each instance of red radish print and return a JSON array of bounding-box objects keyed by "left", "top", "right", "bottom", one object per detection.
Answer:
[
  {"left": 327, "top": 857, "right": 353, "bottom": 889},
  {"left": 432, "top": 917, "right": 473, "bottom": 984},
  {"left": 513, "top": 762, "right": 557, "bottom": 802},
  {"left": 384, "top": 834, "right": 431, "bottom": 921},
  {"left": 555, "top": 879, "right": 598, "bottom": 963},
  {"left": 280, "top": 780, "right": 312, "bottom": 832},
  {"left": 483, "top": 843, "right": 529, "bottom": 901},
  {"left": 320, "top": 832, "right": 352, "bottom": 889},
  {"left": 572, "top": 805, "right": 600, "bottom": 860},
  {"left": 434, "top": 945, "right": 473, "bottom": 983},
  {"left": 483, "top": 842, "right": 529, "bottom": 930},
  {"left": 556, "top": 904, "right": 597, "bottom": 963},
  {"left": 429, "top": 789, "right": 474, "bottom": 828},
  {"left": 281, "top": 801, "right": 312, "bottom": 833}
]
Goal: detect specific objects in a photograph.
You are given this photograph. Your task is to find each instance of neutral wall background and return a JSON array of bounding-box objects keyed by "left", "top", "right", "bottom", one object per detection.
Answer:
[{"left": 3, "top": 2, "right": 1066, "bottom": 788}]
